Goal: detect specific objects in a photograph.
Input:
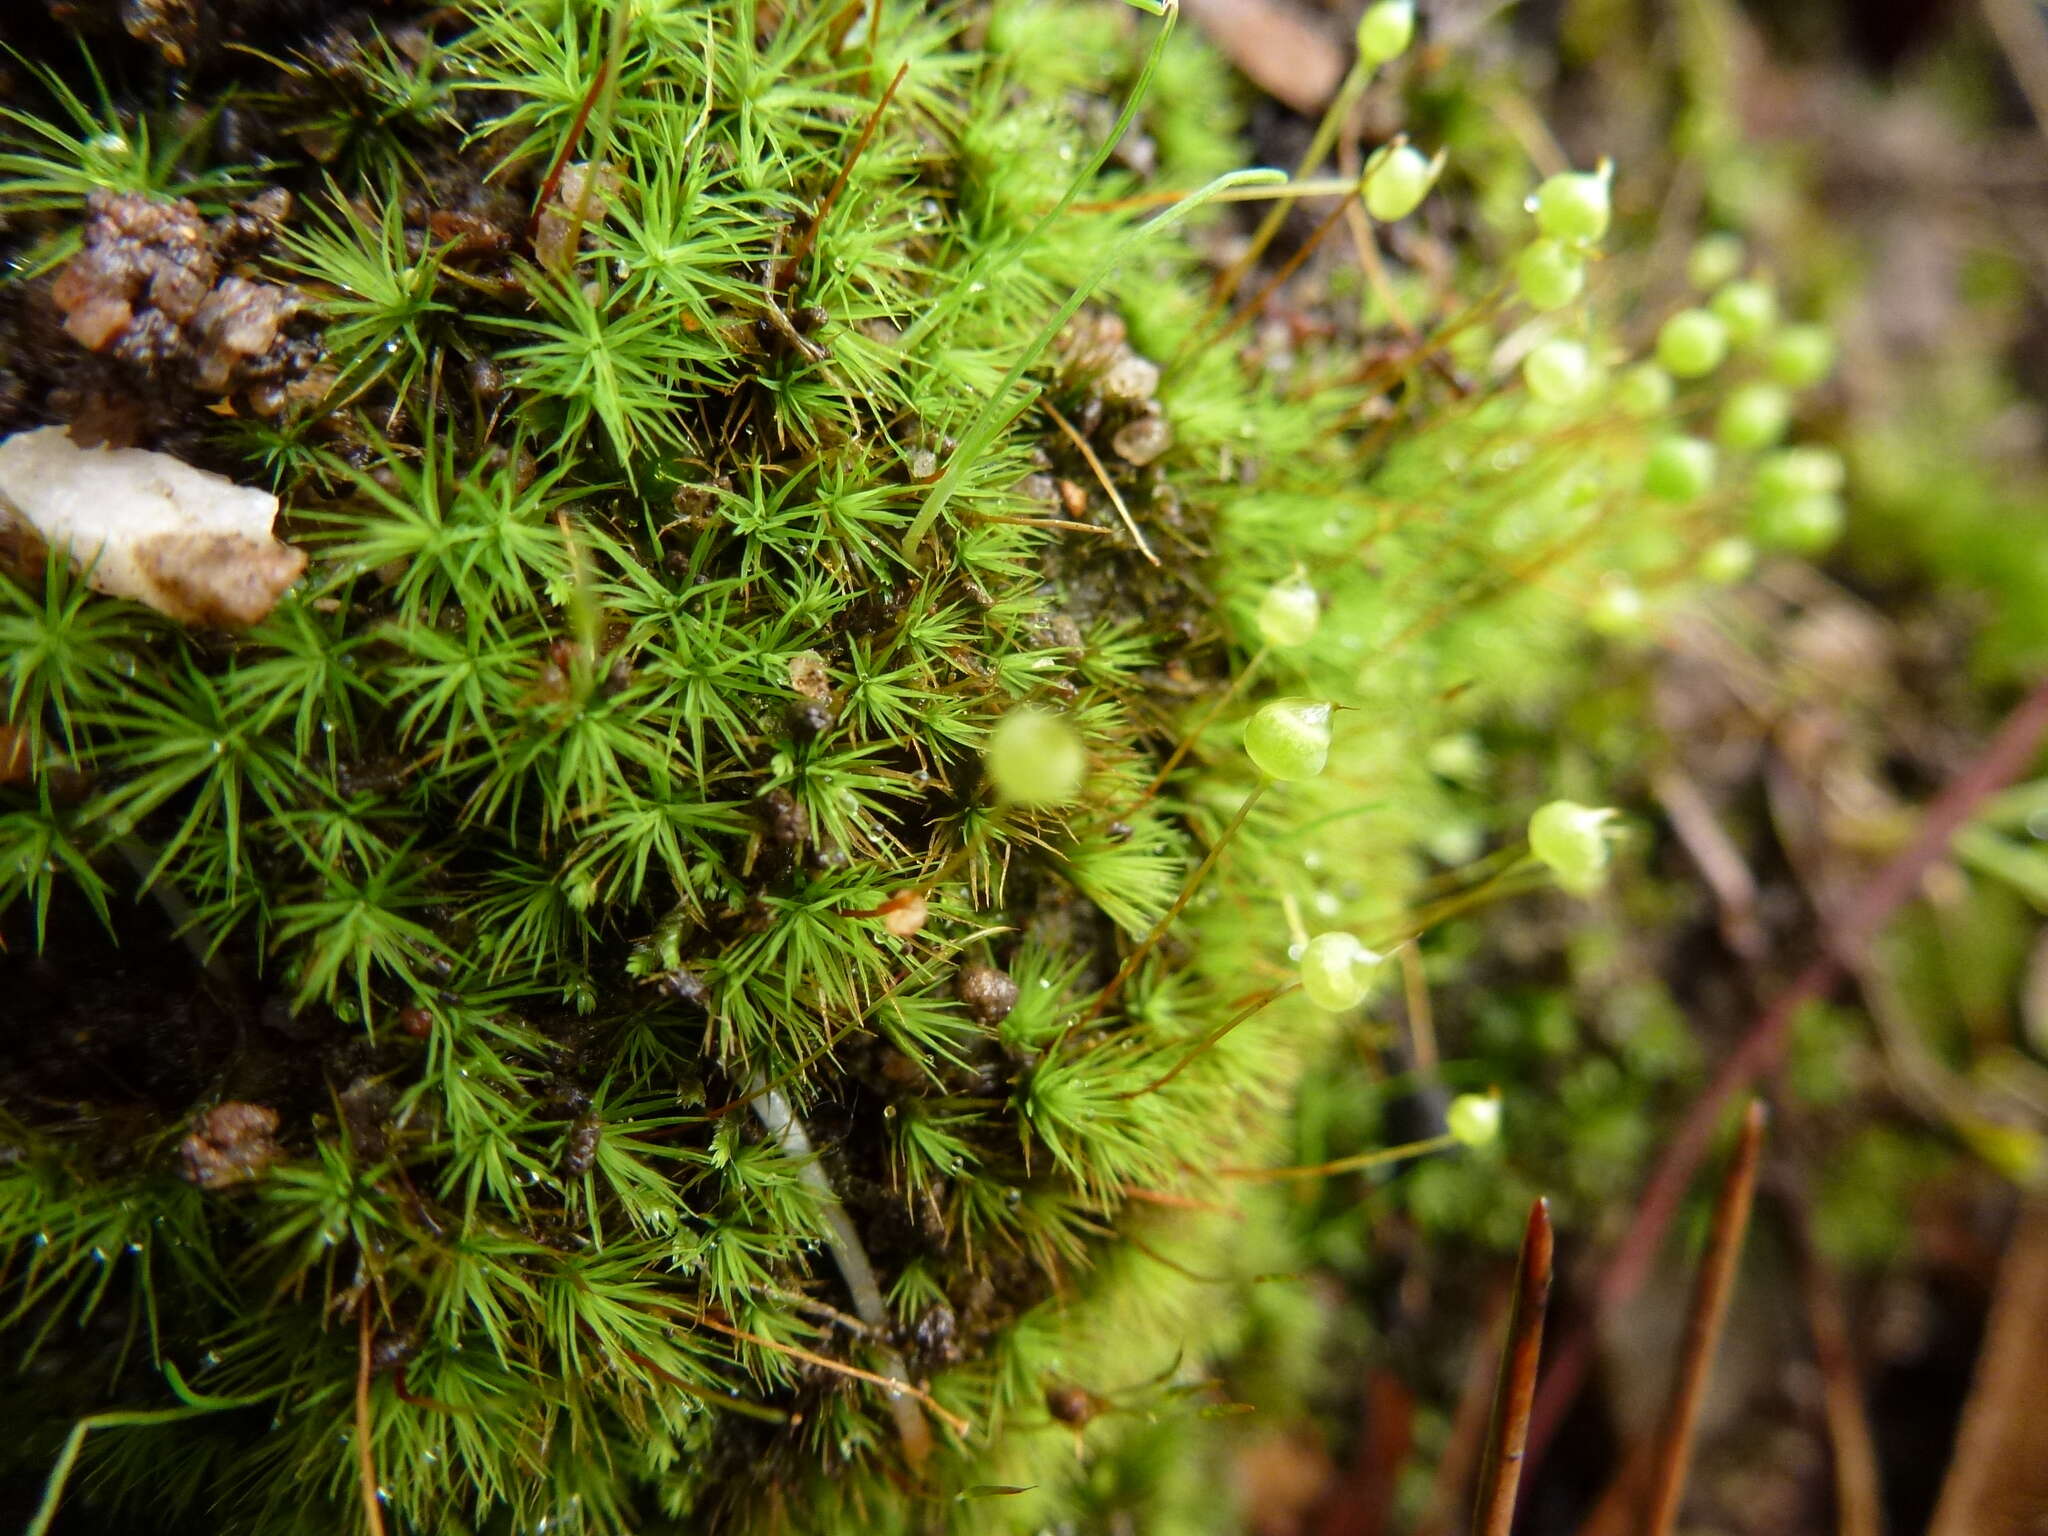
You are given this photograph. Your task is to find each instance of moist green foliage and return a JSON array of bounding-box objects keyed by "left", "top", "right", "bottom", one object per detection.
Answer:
[{"left": 0, "top": 2, "right": 1841, "bottom": 1532}]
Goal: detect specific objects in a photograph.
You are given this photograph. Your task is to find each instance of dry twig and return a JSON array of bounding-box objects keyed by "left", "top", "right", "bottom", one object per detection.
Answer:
[
  {"left": 1473, "top": 1198, "right": 1554, "bottom": 1536},
  {"left": 1043, "top": 400, "right": 1159, "bottom": 565},
  {"left": 1639, "top": 1102, "right": 1767, "bottom": 1536},
  {"left": 1927, "top": 1197, "right": 2048, "bottom": 1536},
  {"left": 691, "top": 1310, "right": 970, "bottom": 1439}
]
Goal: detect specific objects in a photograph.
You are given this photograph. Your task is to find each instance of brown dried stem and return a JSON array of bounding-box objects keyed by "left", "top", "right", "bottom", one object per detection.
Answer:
[
  {"left": 1927, "top": 1197, "right": 2048, "bottom": 1536},
  {"left": 776, "top": 60, "right": 910, "bottom": 292},
  {"left": 690, "top": 1310, "right": 970, "bottom": 1439},
  {"left": 1043, "top": 400, "right": 1159, "bottom": 565},
  {"left": 1639, "top": 1100, "right": 1767, "bottom": 1536},
  {"left": 1779, "top": 1170, "right": 1885, "bottom": 1536},
  {"left": 356, "top": 1298, "right": 387, "bottom": 1536},
  {"left": 1412, "top": 1278, "right": 1513, "bottom": 1536},
  {"left": 1473, "top": 1198, "right": 1554, "bottom": 1536}
]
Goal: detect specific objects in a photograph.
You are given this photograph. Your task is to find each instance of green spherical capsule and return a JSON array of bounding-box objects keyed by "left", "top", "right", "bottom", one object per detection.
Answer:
[
  {"left": 1768, "top": 323, "right": 1836, "bottom": 390},
  {"left": 1446, "top": 1091, "right": 1502, "bottom": 1149},
  {"left": 1643, "top": 435, "right": 1717, "bottom": 502},
  {"left": 1426, "top": 819, "right": 1485, "bottom": 866},
  {"left": 1709, "top": 279, "right": 1778, "bottom": 348},
  {"left": 1256, "top": 573, "right": 1320, "bottom": 649},
  {"left": 1533, "top": 170, "right": 1611, "bottom": 246},
  {"left": 1587, "top": 582, "right": 1647, "bottom": 638},
  {"left": 1515, "top": 238, "right": 1586, "bottom": 312},
  {"left": 1752, "top": 491, "right": 1844, "bottom": 554},
  {"left": 1715, "top": 382, "right": 1793, "bottom": 451},
  {"left": 1698, "top": 535, "right": 1756, "bottom": 585},
  {"left": 1686, "top": 232, "right": 1745, "bottom": 292},
  {"left": 984, "top": 707, "right": 1086, "bottom": 806},
  {"left": 1355, "top": 0, "right": 1416, "bottom": 64},
  {"left": 1363, "top": 144, "right": 1433, "bottom": 222},
  {"left": 1523, "top": 339, "right": 1594, "bottom": 406},
  {"left": 1425, "top": 732, "right": 1486, "bottom": 781},
  {"left": 1299, "top": 932, "right": 1382, "bottom": 1011},
  {"left": 1754, "top": 444, "right": 1845, "bottom": 504},
  {"left": 1529, "top": 799, "right": 1614, "bottom": 892},
  {"left": 1616, "top": 361, "right": 1676, "bottom": 418},
  {"left": 1244, "top": 697, "right": 1333, "bottom": 781},
  {"left": 1655, "top": 308, "right": 1730, "bottom": 379}
]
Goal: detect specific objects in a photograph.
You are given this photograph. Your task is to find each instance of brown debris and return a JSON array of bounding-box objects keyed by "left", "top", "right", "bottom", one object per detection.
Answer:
[
  {"left": 0, "top": 514, "right": 49, "bottom": 585},
  {"left": 562, "top": 1110, "right": 602, "bottom": 1176},
  {"left": 188, "top": 276, "right": 296, "bottom": 393},
  {"left": 1057, "top": 308, "right": 1131, "bottom": 378},
  {"left": 1098, "top": 353, "right": 1161, "bottom": 403},
  {"left": 0, "top": 723, "right": 30, "bottom": 786},
  {"left": 138, "top": 529, "right": 309, "bottom": 629},
  {"left": 955, "top": 963, "right": 1020, "bottom": 1024},
  {"left": 1111, "top": 411, "right": 1172, "bottom": 466},
  {"left": 52, "top": 192, "right": 218, "bottom": 360},
  {"left": 787, "top": 649, "right": 833, "bottom": 700},
  {"left": 50, "top": 191, "right": 309, "bottom": 412},
  {"left": 123, "top": 0, "right": 202, "bottom": 64},
  {"left": 757, "top": 786, "right": 808, "bottom": 847},
  {"left": 179, "top": 1101, "right": 284, "bottom": 1189},
  {"left": 1180, "top": 0, "right": 1346, "bottom": 118}
]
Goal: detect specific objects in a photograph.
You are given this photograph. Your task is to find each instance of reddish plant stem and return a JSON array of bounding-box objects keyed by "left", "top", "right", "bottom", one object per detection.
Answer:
[
  {"left": 1316, "top": 1369, "right": 1416, "bottom": 1536},
  {"left": 528, "top": 56, "right": 614, "bottom": 244},
  {"left": 1473, "top": 1198, "right": 1553, "bottom": 1536},
  {"left": 1526, "top": 674, "right": 2048, "bottom": 1468},
  {"left": 1640, "top": 1101, "right": 1767, "bottom": 1536},
  {"left": 775, "top": 61, "right": 910, "bottom": 292},
  {"left": 1205, "top": 197, "right": 1351, "bottom": 356}
]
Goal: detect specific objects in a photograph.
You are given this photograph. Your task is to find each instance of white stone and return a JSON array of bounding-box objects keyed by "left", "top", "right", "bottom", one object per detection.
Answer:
[{"left": 0, "top": 425, "right": 305, "bottom": 628}]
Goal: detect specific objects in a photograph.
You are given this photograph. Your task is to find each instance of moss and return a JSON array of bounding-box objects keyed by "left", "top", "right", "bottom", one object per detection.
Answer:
[{"left": 0, "top": 1, "right": 1840, "bottom": 1531}]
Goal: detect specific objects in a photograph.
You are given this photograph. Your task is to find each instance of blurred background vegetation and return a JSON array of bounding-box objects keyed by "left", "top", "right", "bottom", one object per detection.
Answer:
[{"left": 1181, "top": 2, "right": 2048, "bottom": 1532}]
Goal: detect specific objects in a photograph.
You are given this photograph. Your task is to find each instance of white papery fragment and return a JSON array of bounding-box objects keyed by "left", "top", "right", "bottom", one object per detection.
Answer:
[{"left": 0, "top": 425, "right": 305, "bottom": 628}]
